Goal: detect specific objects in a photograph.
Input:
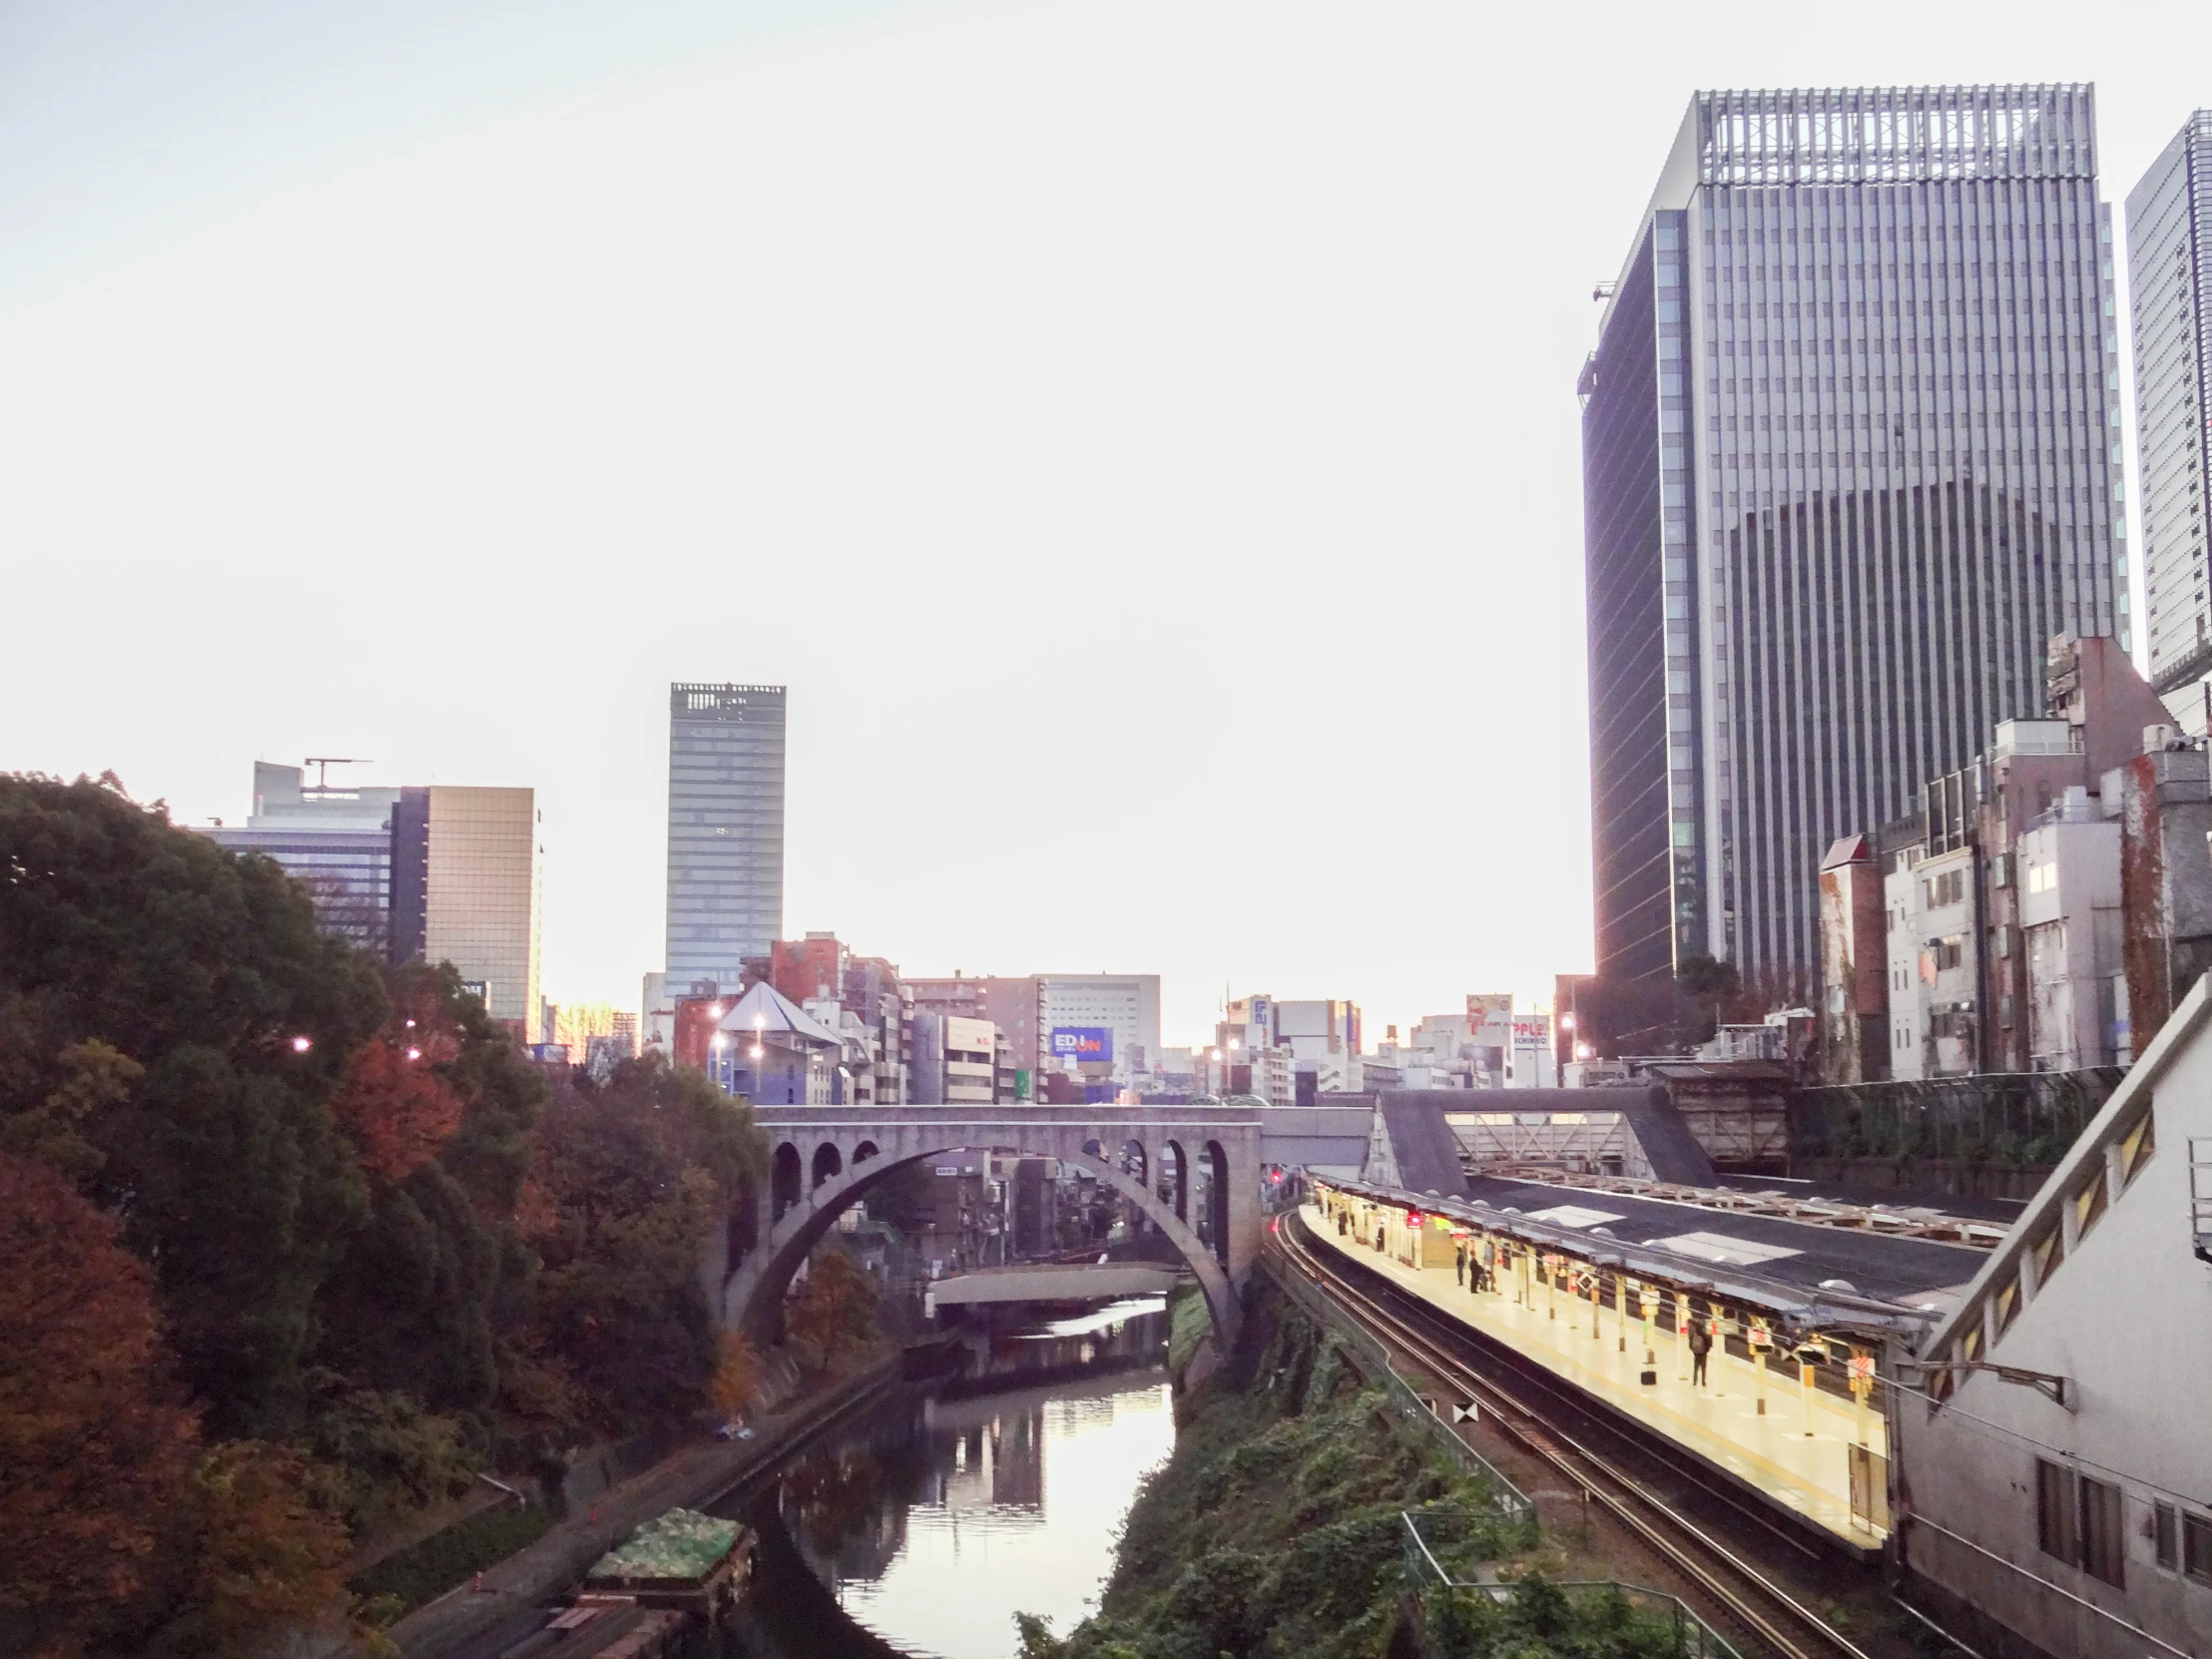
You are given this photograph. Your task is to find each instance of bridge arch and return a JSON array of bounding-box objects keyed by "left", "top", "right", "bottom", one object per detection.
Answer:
[
  {"left": 1202, "top": 1140, "right": 1230, "bottom": 1268},
  {"left": 1161, "top": 1138, "right": 1188, "bottom": 1222},
  {"left": 723, "top": 1142, "right": 1239, "bottom": 1352},
  {"left": 811, "top": 1142, "right": 843, "bottom": 1189},
  {"left": 772, "top": 1142, "right": 803, "bottom": 1221}
]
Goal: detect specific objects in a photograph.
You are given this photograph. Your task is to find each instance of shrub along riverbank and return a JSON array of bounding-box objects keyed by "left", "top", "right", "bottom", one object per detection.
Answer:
[{"left": 1017, "top": 1276, "right": 1696, "bottom": 1659}]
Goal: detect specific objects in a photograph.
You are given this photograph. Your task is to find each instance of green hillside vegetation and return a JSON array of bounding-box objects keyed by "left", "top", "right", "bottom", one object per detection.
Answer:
[{"left": 1017, "top": 1281, "right": 1692, "bottom": 1659}]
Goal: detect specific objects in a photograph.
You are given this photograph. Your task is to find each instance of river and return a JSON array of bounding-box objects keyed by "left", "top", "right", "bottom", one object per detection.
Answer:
[{"left": 721, "top": 1299, "right": 1175, "bottom": 1659}]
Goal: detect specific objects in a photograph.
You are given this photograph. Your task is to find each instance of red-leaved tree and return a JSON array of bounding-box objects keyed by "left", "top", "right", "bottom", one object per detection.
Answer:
[
  {"left": 0, "top": 1150, "right": 198, "bottom": 1652},
  {"left": 327, "top": 1012, "right": 463, "bottom": 1183}
]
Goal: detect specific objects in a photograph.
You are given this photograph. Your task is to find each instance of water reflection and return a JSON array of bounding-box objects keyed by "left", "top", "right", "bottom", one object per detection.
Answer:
[{"left": 748, "top": 1301, "right": 1174, "bottom": 1659}]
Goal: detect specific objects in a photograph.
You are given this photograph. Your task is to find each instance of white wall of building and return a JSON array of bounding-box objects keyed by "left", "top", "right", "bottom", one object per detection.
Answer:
[
  {"left": 1887, "top": 843, "right": 1980, "bottom": 1080},
  {"left": 2017, "top": 801, "right": 2124, "bottom": 1072},
  {"left": 1895, "top": 976, "right": 2212, "bottom": 1659}
]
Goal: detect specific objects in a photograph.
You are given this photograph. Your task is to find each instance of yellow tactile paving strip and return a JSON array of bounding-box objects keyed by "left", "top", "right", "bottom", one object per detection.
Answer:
[{"left": 1302, "top": 1203, "right": 1887, "bottom": 1545}]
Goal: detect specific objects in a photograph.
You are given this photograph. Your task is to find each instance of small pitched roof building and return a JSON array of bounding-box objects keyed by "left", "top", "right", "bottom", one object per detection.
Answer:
[{"left": 711, "top": 981, "right": 842, "bottom": 1104}]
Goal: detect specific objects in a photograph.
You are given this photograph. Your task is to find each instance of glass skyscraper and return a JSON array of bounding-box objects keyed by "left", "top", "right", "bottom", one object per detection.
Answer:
[
  {"left": 665, "top": 682, "right": 787, "bottom": 990},
  {"left": 1583, "top": 86, "right": 2125, "bottom": 991},
  {"left": 2126, "top": 111, "right": 2212, "bottom": 707}
]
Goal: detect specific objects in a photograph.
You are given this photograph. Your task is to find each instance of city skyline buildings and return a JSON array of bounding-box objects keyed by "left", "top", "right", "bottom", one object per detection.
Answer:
[
  {"left": 2126, "top": 110, "right": 2212, "bottom": 710},
  {"left": 1584, "top": 84, "right": 2127, "bottom": 993},
  {"left": 199, "top": 762, "right": 543, "bottom": 1032},
  {"left": 24, "top": 9, "right": 2212, "bottom": 1049}
]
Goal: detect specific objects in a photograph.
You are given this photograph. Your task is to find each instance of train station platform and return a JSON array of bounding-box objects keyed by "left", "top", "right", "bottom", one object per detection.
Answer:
[{"left": 1299, "top": 1199, "right": 1892, "bottom": 1552}]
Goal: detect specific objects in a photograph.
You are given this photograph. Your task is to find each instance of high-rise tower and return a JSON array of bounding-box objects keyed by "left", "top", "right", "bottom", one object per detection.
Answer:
[
  {"left": 1582, "top": 86, "right": 2125, "bottom": 992},
  {"left": 2127, "top": 111, "right": 2212, "bottom": 710},
  {"left": 665, "top": 682, "right": 786, "bottom": 990}
]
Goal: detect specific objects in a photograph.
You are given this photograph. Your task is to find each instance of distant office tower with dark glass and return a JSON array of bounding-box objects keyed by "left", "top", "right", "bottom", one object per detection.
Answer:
[
  {"left": 1582, "top": 85, "right": 2125, "bottom": 990},
  {"left": 665, "top": 683, "right": 786, "bottom": 990},
  {"left": 2127, "top": 111, "right": 2212, "bottom": 704}
]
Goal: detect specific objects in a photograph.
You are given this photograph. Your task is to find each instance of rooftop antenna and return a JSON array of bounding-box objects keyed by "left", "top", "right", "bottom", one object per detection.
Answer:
[{"left": 302, "top": 758, "right": 369, "bottom": 797}]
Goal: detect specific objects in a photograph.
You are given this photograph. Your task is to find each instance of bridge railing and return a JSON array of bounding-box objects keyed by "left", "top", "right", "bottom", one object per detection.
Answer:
[
  {"left": 1400, "top": 1513, "right": 1743, "bottom": 1658},
  {"left": 1262, "top": 1255, "right": 1535, "bottom": 1529}
]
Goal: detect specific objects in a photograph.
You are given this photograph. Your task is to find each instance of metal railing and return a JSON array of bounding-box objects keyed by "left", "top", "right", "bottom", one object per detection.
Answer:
[
  {"left": 1263, "top": 1255, "right": 1536, "bottom": 1528},
  {"left": 1400, "top": 1512, "right": 1744, "bottom": 1659}
]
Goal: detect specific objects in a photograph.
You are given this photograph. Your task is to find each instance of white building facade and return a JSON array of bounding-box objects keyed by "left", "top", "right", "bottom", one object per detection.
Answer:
[{"left": 1894, "top": 975, "right": 2212, "bottom": 1659}]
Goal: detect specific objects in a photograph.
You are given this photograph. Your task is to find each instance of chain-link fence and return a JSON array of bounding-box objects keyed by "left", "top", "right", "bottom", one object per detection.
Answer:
[{"left": 1401, "top": 1512, "right": 1743, "bottom": 1659}]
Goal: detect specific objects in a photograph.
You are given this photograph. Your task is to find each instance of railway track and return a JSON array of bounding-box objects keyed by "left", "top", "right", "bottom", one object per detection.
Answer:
[{"left": 1273, "top": 1214, "right": 1879, "bottom": 1659}]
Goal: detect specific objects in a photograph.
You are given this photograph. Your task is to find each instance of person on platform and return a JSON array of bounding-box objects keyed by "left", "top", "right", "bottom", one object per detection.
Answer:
[
  {"left": 1688, "top": 1316, "right": 1712, "bottom": 1387},
  {"left": 1455, "top": 1243, "right": 1466, "bottom": 1286}
]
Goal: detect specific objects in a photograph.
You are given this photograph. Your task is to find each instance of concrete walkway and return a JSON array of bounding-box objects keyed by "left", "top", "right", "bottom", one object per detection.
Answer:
[{"left": 391, "top": 1359, "right": 901, "bottom": 1659}]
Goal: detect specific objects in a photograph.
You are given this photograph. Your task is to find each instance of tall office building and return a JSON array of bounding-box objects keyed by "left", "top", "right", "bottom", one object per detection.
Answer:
[
  {"left": 1583, "top": 86, "right": 2125, "bottom": 991},
  {"left": 203, "top": 762, "right": 402, "bottom": 954},
  {"left": 665, "top": 683, "right": 786, "bottom": 990},
  {"left": 2127, "top": 112, "right": 2212, "bottom": 710}
]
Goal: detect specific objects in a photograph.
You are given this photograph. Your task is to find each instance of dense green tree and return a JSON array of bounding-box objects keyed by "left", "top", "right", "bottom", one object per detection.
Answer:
[
  {"left": 312, "top": 962, "right": 542, "bottom": 1419},
  {"left": 0, "top": 774, "right": 386, "bottom": 1436},
  {"left": 517, "top": 1053, "right": 765, "bottom": 1432}
]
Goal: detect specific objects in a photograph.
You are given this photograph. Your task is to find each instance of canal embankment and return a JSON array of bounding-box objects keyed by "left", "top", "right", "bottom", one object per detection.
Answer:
[{"left": 388, "top": 1351, "right": 921, "bottom": 1659}]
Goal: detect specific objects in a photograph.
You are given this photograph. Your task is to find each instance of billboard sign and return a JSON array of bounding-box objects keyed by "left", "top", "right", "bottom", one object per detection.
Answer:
[
  {"left": 1468, "top": 993, "right": 1513, "bottom": 1046},
  {"left": 1049, "top": 1026, "right": 1113, "bottom": 1063},
  {"left": 1510, "top": 1016, "right": 1551, "bottom": 1048}
]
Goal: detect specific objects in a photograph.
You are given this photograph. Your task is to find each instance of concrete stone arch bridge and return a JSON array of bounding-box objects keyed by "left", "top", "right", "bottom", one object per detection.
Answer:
[{"left": 711, "top": 1103, "right": 1266, "bottom": 1349}]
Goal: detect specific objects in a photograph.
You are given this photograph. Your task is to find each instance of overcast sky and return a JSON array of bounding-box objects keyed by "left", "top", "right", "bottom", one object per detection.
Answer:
[{"left": 2, "top": 0, "right": 2207, "bottom": 1046}]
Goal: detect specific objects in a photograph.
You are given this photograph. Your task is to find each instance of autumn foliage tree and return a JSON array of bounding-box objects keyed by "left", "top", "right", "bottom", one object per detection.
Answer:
[
  {"left": 710, "top": 1333, "right": 771, "bottom": 1419},
  {"left": 0, "top": 1152, "right": 350, "bottom": 1658},
  {"left": 0, "top": 1151, "right": 199, "bottom": 1653},
  {"left": 783, "top": 1246, "right": 880, "bottom": 1373},
  {"left": 328, "top": 1018, "right": 463, "bottom": 1183}
]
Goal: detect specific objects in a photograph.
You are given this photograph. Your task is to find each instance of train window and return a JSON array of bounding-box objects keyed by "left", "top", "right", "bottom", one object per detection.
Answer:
[
  {"left": 1960, "top": 1325, "right": 1981, "bottom": 1362},
  {"left": 2155, "top": 1502, "right": 2178, "bottom": 1571},
  {"left": 2119, "top": 1110, "right": 2155, "bottom": 1186},
  {"left": 2187, "top": 1512, "right": 2212, "bottom": 1584}
]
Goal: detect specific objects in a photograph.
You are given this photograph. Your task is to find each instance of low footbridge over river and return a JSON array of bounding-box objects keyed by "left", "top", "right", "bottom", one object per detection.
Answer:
[{"left": 712, "top": 1102, "right": 1266, "bottom": 1348}]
